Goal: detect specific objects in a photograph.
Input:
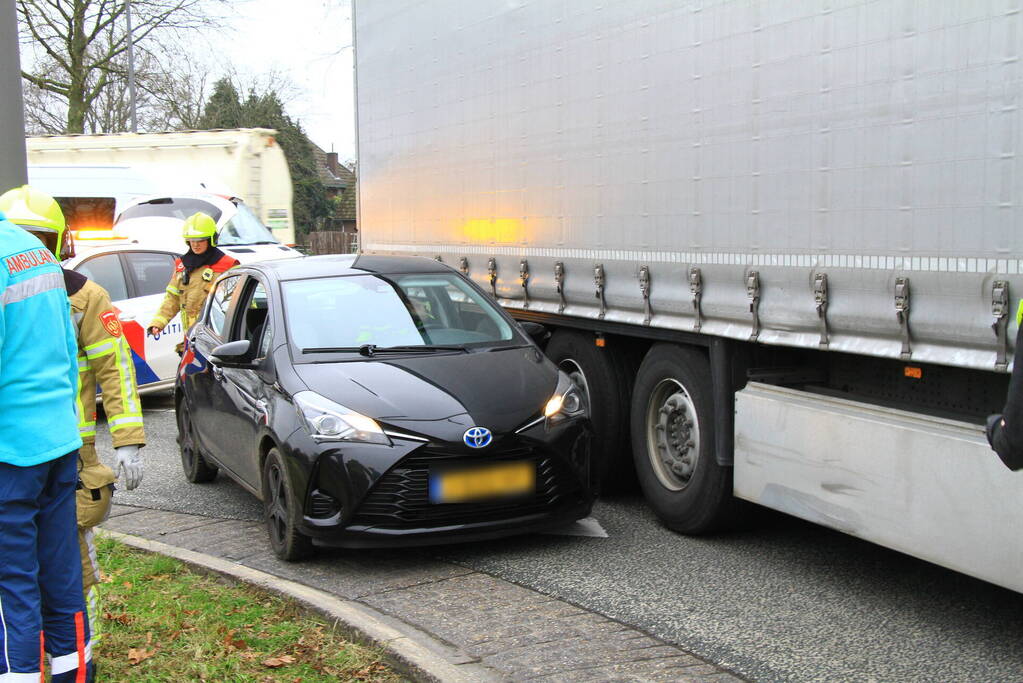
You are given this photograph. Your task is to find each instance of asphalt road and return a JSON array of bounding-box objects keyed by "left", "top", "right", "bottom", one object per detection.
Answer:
[{"left": 97, "top": 393, "right": 1023, "bottom": 683}]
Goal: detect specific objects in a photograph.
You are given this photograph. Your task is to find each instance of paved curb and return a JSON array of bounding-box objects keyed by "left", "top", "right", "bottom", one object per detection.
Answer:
[{"left": 99, "top": 528, "right": 500, "bottom": 683}]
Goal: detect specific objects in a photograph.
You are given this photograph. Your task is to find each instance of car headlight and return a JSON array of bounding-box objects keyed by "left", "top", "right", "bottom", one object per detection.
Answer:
[
  {"left": 544, "top": 372, "right": 586, "bottom": 419},
  {"left": 294, "top": 391, "right": 391, "bottom": 445}
]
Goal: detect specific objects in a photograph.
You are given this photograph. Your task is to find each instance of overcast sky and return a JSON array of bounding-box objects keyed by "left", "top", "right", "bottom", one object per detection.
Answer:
[{"left": 220, "top": 0, "right": 356, "bottom": 160}]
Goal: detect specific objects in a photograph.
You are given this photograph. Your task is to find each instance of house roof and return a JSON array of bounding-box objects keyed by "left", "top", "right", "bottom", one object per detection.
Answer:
[{"left": 310, "top": 145, "right": 348, "bottom": 189}]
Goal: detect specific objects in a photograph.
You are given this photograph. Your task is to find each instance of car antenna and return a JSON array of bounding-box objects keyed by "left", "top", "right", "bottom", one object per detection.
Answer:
[{"left": 358, "top": 344, "right": 376, "bottom": 357}]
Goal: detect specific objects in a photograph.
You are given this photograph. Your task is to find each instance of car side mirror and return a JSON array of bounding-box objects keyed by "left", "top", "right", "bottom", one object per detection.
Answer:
[
  {"left": 520, "top": 321, "right": 551, "bottom": 346},
  {"left": 210, "top": 339, "right": 253, "bottom": 367}
]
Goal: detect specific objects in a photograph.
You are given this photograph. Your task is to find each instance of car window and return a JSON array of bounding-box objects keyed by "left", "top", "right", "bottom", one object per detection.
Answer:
[
  {"left": 123, "top": 251, "right": 175, "bottom": 297},
  {"left": 231, "top": 279, "right": 271, "bottom": 357},
  {"left": 282, "top": 273, "right": 516, "bottom": 352},
  {"left": 207, "top": 275, "right": 241, "bottom": 338},
  {"left": 75, "top": 254, "right": 129, "bottom": 301},
  {"left": 217, "top": 203, "right": 278, "bottom": 246},
  {"left": 116, "top": 198, "right": 222, "bottom": 224}
]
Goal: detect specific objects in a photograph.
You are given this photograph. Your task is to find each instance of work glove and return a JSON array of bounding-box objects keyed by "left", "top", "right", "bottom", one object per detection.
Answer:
[
  {"left": 987, "top": 414, "right": 1023, "bottom": 471},
  {"left": 116, "top": 444, "right": 144, "bottom": 490}
]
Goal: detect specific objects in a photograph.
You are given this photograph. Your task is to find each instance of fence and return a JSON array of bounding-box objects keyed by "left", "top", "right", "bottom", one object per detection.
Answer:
[{"left": 306, "top": 231, "right": 359, "bottom": 255}]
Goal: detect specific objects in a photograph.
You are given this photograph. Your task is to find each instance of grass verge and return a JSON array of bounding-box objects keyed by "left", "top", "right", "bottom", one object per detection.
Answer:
[{"left": 94, "top": 535, "right": 404, "bottom": 682}]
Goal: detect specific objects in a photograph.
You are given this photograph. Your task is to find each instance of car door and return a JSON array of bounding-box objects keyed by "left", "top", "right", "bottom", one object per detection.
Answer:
[
  {"left": 187, "top": 272, "right": 246, "bottom": 476},
  {"left": 117, "top": 250, "right": 179, "bottom": 386},
  {"left": 214, "top": 277, "right": 276, "bottom": 490},
  {"left": 73, "top": 249, "right": 180, "bottom": 391}
]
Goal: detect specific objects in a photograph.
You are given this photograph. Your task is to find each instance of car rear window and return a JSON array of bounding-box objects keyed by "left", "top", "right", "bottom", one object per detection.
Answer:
[{"left": 117, "top": 198, "right": 222, "bottom": 224}]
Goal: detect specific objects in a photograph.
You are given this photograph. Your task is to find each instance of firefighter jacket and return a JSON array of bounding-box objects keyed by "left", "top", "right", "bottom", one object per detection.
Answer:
[
  {"left": 64, "top": 270, "right": 145, "bottom": 450},
  {"left": 0, "top": 219, "right": 81, "bottom": 466},
  {"left": 149, "top": 251, "right": 239, "bottom": 340}
]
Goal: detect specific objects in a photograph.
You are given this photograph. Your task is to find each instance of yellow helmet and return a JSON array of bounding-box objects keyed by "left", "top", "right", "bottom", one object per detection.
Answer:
[
  {"left": 0, "top": 185, "right": 73, "bottom": 259},
  {"left": 182, "top": 212, "right": 218, "bottom": 245}
]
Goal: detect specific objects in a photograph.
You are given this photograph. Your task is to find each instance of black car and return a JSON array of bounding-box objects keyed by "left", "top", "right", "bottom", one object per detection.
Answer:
[{"left": 175, "top": 254, "right": 594, "bottom": 560}]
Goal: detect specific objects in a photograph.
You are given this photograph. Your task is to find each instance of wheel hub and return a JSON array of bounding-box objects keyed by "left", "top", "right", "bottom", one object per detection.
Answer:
[{"left": 647, "top": 380, "right": 701, "bottom": 491}]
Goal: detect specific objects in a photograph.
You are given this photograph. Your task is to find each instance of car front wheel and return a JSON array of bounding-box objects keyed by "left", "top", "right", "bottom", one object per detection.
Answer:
[{"left": 262, "top": 448, "right": 313, "bottom": 561}]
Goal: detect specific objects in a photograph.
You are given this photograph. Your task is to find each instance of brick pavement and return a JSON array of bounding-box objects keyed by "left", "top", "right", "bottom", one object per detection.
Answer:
[{"left": 103, "top": 505, "right": 745, "bottom": 682}]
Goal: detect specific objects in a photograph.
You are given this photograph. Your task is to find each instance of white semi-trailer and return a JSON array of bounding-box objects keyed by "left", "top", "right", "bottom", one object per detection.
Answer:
[{"left": 353, "top": 0, "right": 1023, "bottom": 592}]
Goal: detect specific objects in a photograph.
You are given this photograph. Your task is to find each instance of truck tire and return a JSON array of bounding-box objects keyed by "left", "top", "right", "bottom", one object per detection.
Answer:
[
  {"left": 631, "top": 343, "right": 736, "bottom": 533},
  {"left": 545, "top": 330, "right": 634, "bottom": 490}
]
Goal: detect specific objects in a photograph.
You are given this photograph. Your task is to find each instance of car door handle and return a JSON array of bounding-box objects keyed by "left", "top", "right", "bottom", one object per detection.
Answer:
[{"left": 211, "top": 364, "right": 224, "bottom": 381}]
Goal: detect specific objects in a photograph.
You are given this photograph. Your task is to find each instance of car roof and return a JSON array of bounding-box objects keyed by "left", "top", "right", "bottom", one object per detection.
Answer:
[{"left": 241, "top": 254, "right": 454, "bottom": 281}]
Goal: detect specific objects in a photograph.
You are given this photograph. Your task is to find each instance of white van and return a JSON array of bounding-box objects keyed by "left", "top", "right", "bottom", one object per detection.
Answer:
[{"left": 27, "top": 164, "right": 157, "bottom": 237}]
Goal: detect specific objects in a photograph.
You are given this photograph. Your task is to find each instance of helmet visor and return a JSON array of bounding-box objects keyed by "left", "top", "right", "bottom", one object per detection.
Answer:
[{"left": 21, "top": 226, "right": 59, "bottom": 256}]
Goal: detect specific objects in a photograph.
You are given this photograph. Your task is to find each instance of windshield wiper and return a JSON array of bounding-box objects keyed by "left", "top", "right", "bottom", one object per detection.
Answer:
[
  {"left": 301, "top": 344, "right": 468, "bottom": 356},
  {"left": 359, "top": 344, "right": 467, "bottom": 356}
]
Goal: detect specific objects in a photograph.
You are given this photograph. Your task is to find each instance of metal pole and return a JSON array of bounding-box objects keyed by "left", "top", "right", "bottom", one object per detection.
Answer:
[
  {"left": 0, "top": 0, "right": 28, "bottom": 192},
  {"left": 125, "top": 0, "right": 138, "bottom": 133}
]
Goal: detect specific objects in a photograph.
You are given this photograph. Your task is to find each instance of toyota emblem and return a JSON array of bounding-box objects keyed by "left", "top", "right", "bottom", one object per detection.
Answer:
[{"left": 463, "top": 426, "right": 493, "bottom": 449}]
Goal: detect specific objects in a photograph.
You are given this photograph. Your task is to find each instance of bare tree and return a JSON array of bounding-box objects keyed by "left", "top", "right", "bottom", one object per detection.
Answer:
[{"left": 17, "top": 0, "right": 225, "bottom": 134}]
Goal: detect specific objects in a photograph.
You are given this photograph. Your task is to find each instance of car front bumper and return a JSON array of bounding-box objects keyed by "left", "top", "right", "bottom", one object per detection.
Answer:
[{"left": 292, "top": 416, "right": 594, "bottom": 548}]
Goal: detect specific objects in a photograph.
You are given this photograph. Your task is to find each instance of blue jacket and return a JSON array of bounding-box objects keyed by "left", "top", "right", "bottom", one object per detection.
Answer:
[{"left": 0, "top": 217, "right": 82, "bottom": 466}]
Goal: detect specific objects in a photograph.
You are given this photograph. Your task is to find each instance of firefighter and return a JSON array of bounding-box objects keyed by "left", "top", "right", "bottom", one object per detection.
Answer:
[
  {"left": 987, "top": 301, "right": 1023, "bottom": 470},
  {"left": 0, "top": 185, "right": 145, "bottom": 646},
  {"left": 147, "top": 212, "right": 239, "bottom": 352},
  {"left": 0, "top": 206, "right": 93, "bottom": 680}
]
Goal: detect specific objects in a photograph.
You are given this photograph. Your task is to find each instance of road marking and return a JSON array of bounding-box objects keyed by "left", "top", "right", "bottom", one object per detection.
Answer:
[{"left": 542, "top": 516, "right": 608, "bottom": 538}]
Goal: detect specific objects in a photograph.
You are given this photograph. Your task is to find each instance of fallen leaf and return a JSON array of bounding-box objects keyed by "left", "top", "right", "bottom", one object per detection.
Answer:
[
  {"left": 262, "top": 655, "right": 296, "bottom": 668},
  {"left": 103, "top": 612, "right": 133, "bottom": 626},
  {"left": 127, "top": 647, "right": 155, "bottom": 665},
  {"left": 122, "top": 581, "right": 133, "bottom": 589},
  {"left": 222, "top": 629, "right": 248, "bottom": 651}
]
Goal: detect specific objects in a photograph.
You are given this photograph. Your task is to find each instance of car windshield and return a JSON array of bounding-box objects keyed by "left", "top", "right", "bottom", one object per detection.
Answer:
[
  {"left": 282, "top": 273, "right": 518, "bottom": 354},
  {"left": 217, "top": 203, "right": 279, "bottom": 245},
  {"left": 116, "top": 197, "right": 223, "bottom": 224}
]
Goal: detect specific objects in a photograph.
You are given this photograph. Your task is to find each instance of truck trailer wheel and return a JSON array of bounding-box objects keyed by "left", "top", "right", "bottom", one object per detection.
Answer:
[
  {"left": 631, "top": 343, "right": 735, "bottom": 533},
  {"left": 545, "top": 330, "right": 634, "bottom": 490}
]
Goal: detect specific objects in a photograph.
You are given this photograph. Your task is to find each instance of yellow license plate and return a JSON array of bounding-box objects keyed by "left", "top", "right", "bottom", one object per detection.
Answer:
[{"left": 429, "top": 461, "right": 535, "bottom": 503}]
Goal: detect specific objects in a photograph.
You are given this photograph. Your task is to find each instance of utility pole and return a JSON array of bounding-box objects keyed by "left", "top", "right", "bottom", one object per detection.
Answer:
[
  {"left": 126, "top": 0, "right": 138, "bottom": 132},
  {"left": 0, "top": 0, "right": 28, "bottom": 191}
]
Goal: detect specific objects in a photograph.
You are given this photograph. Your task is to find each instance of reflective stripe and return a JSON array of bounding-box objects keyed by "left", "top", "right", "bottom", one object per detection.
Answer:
[
  {"left": 166, "top": 285, "right": 181, "bottom": 295},
  {"left": 85, "top": 586, "right": 101, "bottom": 646},
  {"left": 115, "top": 337, "right": 139, "bottom": 415},
  {"left": 1017, "top": 300, "right": 1022, "bottom": 327},
  {"left": 83, "top": 340, "right": 114, "bottom": 359},
  {"left": 77, "top": 358, "right": 89, "bottom": 370},
  {"left": 1, "top": 270, "right": 64, "bottom": 306},
  {"left": 0, "top": 672, "right": 41, "bottom": 681},
  {"left": 108, "top": 414, "right": 143, "bottom": 430},
  {"left": 0, "top": 579, "right": 9, "bottom": 676},
  {"left": 49, "top": 641, "right": 91, "bottom": 674}
]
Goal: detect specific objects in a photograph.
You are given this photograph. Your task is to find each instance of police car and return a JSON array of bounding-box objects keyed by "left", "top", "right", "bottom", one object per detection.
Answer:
[{"left": 67, "top": 240, "right": 301, "bottom": 394}]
